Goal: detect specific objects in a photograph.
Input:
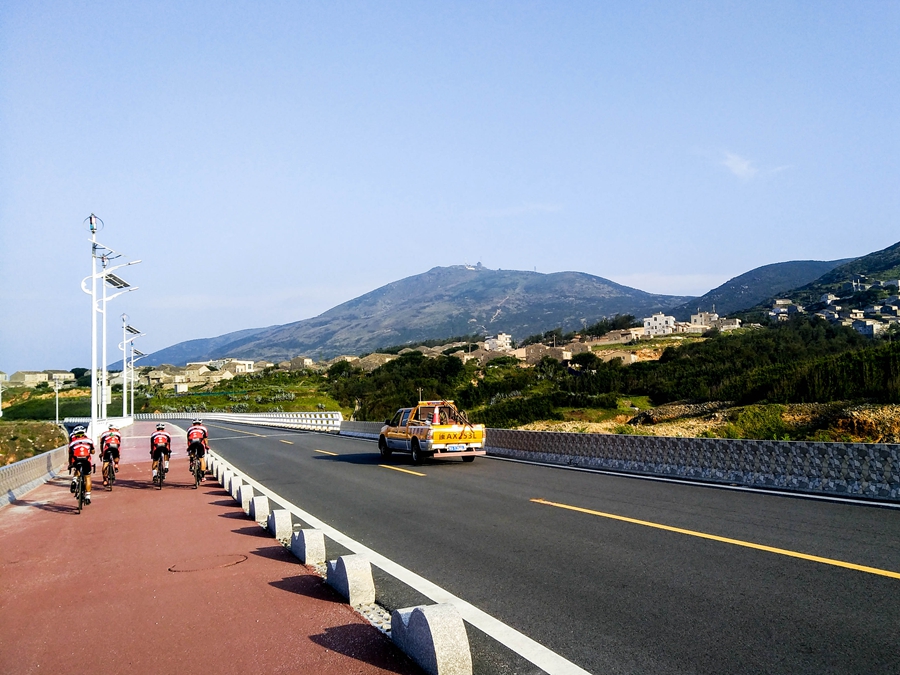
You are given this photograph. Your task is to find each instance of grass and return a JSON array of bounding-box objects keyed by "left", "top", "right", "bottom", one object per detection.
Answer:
[{"left": 0, "top": 421, "right": 69, "bottom": 465}]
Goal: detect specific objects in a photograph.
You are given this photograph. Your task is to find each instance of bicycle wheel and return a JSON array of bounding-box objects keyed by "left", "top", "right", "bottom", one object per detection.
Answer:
[
  {"left": 105, "top": 462, "right": 115, "bottom": 491},
  {"left": 157, "top": 459, "right": 164, "bottom": 489},
  {"left": 193, "top": 458, "right": 201, "bottom": 489},
  {"left": 76, "top": 474, "right": 84, "bottom": 513}
]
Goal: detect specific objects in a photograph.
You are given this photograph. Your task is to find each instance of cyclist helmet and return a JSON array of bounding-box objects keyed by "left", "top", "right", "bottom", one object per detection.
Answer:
[
  {"left": 108, "top": 423, "right": 118, "bottom": 430},
  {"left": 192, "top": 419, "right": 202, "bottom": 425},
  {"left": 72, "top": 426, "right": 87, "bottom": 436},
  {"left": 156, "top": 423, "right": 165, "bottom": 430}
]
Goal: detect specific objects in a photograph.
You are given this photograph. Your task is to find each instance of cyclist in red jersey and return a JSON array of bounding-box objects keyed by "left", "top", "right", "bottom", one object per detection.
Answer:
[
  {"left": 68, "top": 426, "right": 95, "bottom": 504},
  {"left": 98, "top": 423, "right": 122, "bottom": 486},
  {"left": 149, "top": 423, "right": 172, "bottom": 485},
  {"left": 186, "top": 419, "right": 209, "bottom": 477}
]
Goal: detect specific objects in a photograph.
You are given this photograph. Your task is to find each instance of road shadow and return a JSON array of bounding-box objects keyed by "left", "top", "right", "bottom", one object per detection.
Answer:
[
  {"left": 249, "top": 544, "right": 295, "bottom": 563},
  {"left": 313, "top": 453, "right": 382, "bottom": 466},
  {"left": 309, "top": 625, "right": 415, "bottom": 674},
  {"left": 315, "top": 453, "right": 473, "bottom": 470},
  {"left": 269, "top": 574, "right": 339, "bottom": 602},
  {"left": 208, "top": 499, "right": 239, "bottom": 508},
  {"left": 6, "top": 496, "right": 80, "bottom": 515},
  {"left": 218, "top": 510, "right": 251, "bottom": 520},
  {"left": 231, "top": 525, "right": 270, "bottom": 538}
]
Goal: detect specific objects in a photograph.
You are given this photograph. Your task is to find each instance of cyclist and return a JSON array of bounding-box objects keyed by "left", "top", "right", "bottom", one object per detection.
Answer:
[
  {"left": 68, "top": 426, "right": 95, "bottom": 505},
  {"left": 98, "top": 423, "right": 122, "bottom": 487},
  {"left": 186, "top": 419, "right": 209, "bottom": 478},
  {"left": 149, "top": 423, "right": 172, "bottom": 485}
]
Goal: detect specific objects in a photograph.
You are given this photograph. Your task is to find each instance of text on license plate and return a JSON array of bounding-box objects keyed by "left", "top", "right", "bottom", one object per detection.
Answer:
[{"left": 446, "top": 444, "right": 465, "bottom": 452}]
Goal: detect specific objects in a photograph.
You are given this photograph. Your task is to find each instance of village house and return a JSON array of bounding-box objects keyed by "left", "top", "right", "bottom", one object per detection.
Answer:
[
  {"left": 10, "top": 371, "right": 49, "bottom": 387},
  {"left": 43, "top": 369, "right": 76, "bottom": 383},
  {"left": 356, "top": 353, "right": 397, "bottom": 372},
  {"left": 484, "top": 333, "right": 513, "bottom": 351},
  {"left": 643, "top": 313, "right": 677, "bottom": 336}
]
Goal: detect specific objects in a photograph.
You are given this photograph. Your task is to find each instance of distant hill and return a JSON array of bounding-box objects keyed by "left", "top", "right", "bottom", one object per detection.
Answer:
[
  {"left": 140, "top": 265, "right": 694, "bottom": 365},
  {"left": 786, "top": 240, "right": 900, "bottom": 305},
  {"left": 668, "top": 259, "right": 853, "bottom": 319}
]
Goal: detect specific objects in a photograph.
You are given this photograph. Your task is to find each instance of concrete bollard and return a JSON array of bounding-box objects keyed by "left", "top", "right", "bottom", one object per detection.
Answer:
[
  {"left": 290, "top": 529, "right": 326, "bottom": 565},
  {"left": 267, "top": 509, "right": 293, "bottom": 543},
  {"left": 326, "top": 554, "right": 375, "bottom": 607},
  {"left": 249, "top": 495, "right": 270, "bottom": 526},
  {"left": 215, "top": 462, "right": 223, "bottom": 484},
  {"left": 238, "top": 483, "right": 255, "bottom": 514},
  {"left": 207, "top": 456, "right": 216, "bottom": 474},
  {"left": 391, "top": 604, "right": 472, "bottom": 675},
  {"left": 222, "top": 469, "right": 233, "bottom": 491},
  {"left": 230, "top": 475, "right": 242, "bottom": 502}
]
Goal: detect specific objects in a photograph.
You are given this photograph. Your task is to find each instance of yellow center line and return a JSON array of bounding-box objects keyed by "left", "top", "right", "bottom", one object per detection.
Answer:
[
  {"left": 380, "top": 465, "right": 426, "bottom": 477},
  {"left": 314, "top": 449, "right": 338, "bottom": 456},
  {"left": 531, "top": 498, "right": 900, "bottom": 580},
  {"left": 279, "top": 440, "right": 294, "bottom": 445}
]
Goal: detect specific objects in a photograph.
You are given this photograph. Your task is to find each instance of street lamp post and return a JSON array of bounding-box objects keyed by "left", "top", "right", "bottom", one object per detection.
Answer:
[
  {"left": 80, "top": 214, "right": 140, "bottom": 441},
  {"left": 54, "top": 378, "right": 60, "bottom": 425},
  {"left": 131, "top": 348, "right": 147, "bottom": 418},
  {"left": 119, "top": 317, "right": 144, "bottom": 417}
]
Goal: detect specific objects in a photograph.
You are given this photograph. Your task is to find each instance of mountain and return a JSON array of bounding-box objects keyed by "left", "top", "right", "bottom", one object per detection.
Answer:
[
  {"left": 141, "top": 265, "right": 695, "bottom": 365},
  {"left": 785, "top": 240, "right": 900, "bottom": 304},
  {"left": 668, "top": 258, "right": 854, "bottom": 319}
]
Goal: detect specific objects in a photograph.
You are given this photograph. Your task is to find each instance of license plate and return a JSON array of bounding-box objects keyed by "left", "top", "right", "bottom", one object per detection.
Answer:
[{"left": 446, "top": 444, "right": 465, "bottom": 452}]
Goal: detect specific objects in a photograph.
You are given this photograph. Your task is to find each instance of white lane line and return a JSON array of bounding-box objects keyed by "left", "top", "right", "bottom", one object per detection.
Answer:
[{"left": 212, "top": 452, "right": 590, "bottom": 675}]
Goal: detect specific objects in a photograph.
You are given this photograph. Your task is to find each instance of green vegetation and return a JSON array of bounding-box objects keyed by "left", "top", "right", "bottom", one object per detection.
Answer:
[
  {"left": 147, "top": 369, "right": 347, "bottom": 415},
  {"left": 0, "top": 422, "right": 69, "bottom": 464},
  {"left": 324, "top": 317, "right": 900, "bottom": 429}
]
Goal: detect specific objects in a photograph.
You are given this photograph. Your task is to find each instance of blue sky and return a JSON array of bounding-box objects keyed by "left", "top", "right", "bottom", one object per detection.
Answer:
[{"left": 1, "top": 1, "right": 898, "bottom": 373}]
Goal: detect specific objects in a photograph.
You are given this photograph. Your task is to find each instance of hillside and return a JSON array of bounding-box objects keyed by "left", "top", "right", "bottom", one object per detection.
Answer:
[
  {"left": 143, "top": 265, "right": 694, "bottom": 365},
  {"left": 786, "top": 240, "right": 900, "bottom": 305},
  {"left": 669, "top": 258, "right": 852, "bottom": 319}
]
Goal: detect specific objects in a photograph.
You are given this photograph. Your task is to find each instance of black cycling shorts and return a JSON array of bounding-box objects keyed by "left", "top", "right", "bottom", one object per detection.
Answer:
[
  {"left": 102, "top": 448, "right": 120, "bottom": 462},
  {"left": 71, "top": 458, "right": 92, "bottom": 477},
  {"left": 151, "top": 448, "right": 171, "bottom": 462},
  {"left": 188, "top": 442, "right": 206, "bottom": 457}
]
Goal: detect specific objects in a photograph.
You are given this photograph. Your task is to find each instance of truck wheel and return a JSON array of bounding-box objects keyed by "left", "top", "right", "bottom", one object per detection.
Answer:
[
  {"left": 462, "top": 456, "right": 475, "bottom": 463},
  {"left": 410, "top": 440, "right": 423, "bottom": 466},
  {"left": 378, "top": 436, "right": 392, "bottom": 459}
]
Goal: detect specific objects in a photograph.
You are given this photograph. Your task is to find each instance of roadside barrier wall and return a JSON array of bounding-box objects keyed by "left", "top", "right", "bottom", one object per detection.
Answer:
[
  {"left": 339, "top": 421, "right": 383, "bottom": 439},
  {"left": 485, "top": 428, "right": 900, "bottom": 502},
  {"left": 130, "top": 411, "right": 343, "bottom": 433},
  {"left": 0, "top": 446, "right": 68, "bottom": 508}
]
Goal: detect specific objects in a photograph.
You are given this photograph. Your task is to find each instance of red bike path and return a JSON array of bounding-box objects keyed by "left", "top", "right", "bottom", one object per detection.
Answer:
[{"left": 0, "top": 421, "right": 419, "bottom": 675}]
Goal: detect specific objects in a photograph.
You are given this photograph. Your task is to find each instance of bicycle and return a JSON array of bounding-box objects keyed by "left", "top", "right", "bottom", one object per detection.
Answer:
[
  {"left": 72, "top": 466, "right": 87, "bottom": 513},
  {"left": 155, "top": 452, "right": 169, "bottom": 490},
  {"left": 190, "top": 452, "right": 203, "bottom": 489},
  {"left": 103, "top": 453, "right": 116, "bottom": 491},
  {"left": 188, "top": 442, "right": 205, "bottom": 489}
]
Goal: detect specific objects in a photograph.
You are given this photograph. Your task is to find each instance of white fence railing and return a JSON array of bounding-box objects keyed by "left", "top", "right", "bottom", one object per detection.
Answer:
[{"left": 129, "top": 411, "right": 343, "bottom": 434}]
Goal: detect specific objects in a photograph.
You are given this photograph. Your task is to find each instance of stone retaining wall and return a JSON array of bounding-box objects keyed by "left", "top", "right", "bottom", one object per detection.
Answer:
[{"left": 486, "top": 429, "right": 900, "bottom": 501}]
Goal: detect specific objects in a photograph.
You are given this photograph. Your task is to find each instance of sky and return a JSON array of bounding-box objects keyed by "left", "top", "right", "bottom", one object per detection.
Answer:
[{"left": 1, "top": 1, "right": 899, "bottom": 373}]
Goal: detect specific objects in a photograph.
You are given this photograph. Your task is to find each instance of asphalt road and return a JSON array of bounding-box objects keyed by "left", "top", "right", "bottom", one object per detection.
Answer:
[{"left": 192, "top": 421, "right": 900, "bottom": 675}]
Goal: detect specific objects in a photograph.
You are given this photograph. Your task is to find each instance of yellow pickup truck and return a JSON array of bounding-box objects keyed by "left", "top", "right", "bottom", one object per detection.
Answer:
[{"left": 379, "top": 400, "right": 486, "bottom": 465}]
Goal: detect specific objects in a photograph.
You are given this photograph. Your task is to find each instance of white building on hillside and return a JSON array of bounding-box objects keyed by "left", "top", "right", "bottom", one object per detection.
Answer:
[
  {"left": 643, "top": 313, "right": 676, "bottom": 336},
  {"left": 485, "top": 333, "right": 512, "bottom": 351}
]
